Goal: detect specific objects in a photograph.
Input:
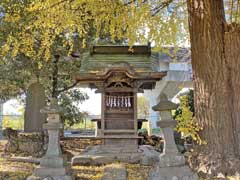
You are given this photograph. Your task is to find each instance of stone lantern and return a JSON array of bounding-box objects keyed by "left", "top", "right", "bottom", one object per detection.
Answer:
[
  {"left": 152, "top": 93, "right": 185, "bottom": 167},
  {"left": 150, "top": 93, "right": 198, "bottom": 180},
  {"left": 27, "top": 99, "right": 72, "bottom": 180}
]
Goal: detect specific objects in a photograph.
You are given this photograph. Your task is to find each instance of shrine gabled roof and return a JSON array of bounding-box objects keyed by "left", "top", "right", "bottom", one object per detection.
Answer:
[{"left": 75, "top": 45, "right": 166, "bottom": 82}]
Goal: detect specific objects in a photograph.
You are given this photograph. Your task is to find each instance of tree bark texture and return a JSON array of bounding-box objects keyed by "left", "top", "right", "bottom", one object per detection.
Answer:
[{"left": 187, "top": 0, "right": 240, "bottom": 176}]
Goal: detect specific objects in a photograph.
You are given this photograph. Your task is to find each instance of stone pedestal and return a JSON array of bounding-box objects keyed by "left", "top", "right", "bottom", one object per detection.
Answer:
[
  {"left": 156, "top": 119, "right": 185, "bottom": 167},
  {"left": 150, "top": 93, "right": 198, "bottom": 180},
  {"left": 27, "top": 99, "right": 72, "bottom": 180}
]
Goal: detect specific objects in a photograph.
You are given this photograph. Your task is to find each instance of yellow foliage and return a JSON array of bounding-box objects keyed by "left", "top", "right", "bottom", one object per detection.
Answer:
[
  {"left": 175, "top": 92, "right": 206, "bottom": 145},
  {"left": 0, "top": 0, "right": 189, "bottom": 61},
  {"left": 2, "top": 115, "right": 24, "bottom": 130}
]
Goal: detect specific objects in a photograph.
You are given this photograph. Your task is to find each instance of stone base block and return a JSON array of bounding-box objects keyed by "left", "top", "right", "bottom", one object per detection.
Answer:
[
  {"left": 27, "top": 156, "right": 73, "bottom": 180},
  {"left": 102, "top": 164, "right": 127, "bottom": 180},
  {"left": 72, "top": 145, "right": 160, "bottom": 166},
  {"left": 158, "top": 154, "right": 185, "bottom": 167},
  {"left": 85, "top": 144, "right": 139, "bottom": 154},
  {"left": 27, "top": 166, "right": 72, "bottom": 180},
  {"left": 72, "top": 155, "right": 115, "bottom": 166},
  {"left": 104, "top": 138, "right": 138, "bottom": 148},
  {"left": 139, "top": 145, "right": 160, "bottom": 165},
  {"left": 27, "top": 175, "right": 72, "bottom": 180},
  {"left": 82, "top": 145, "right": 141, "bottom": 156},
  {"left": 26, "top": 176, "right": 41, "bottom": 180},
  {"left": 150, "top": 166, "right": 198, "bottom": 180},
  {"left": 72, "top": 153, "right": 142, "bottom": 166},
  {"left": 34, "top": 167, "right": 68, "bottom": 177},
  {"left": 40, "top": 156, "right": 64, "bottom": 168}
]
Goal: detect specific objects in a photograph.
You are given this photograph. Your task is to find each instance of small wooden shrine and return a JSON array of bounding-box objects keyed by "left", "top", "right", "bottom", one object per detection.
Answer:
[{"left": 75, "top": 44, "right": 166, "bottom": 151}]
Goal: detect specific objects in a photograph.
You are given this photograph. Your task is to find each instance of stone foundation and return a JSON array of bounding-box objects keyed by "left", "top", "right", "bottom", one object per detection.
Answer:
[{"left": 72, "top": 145, "right": 160, "bottom": 166}]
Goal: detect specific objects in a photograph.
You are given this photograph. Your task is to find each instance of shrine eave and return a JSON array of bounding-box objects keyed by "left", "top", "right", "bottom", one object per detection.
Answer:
[
  {"left": 74, "top": 69, "right": 166, "bottom": 90},
  {"left": 74, "top": 71, "right": 166, "bottom": 82}
]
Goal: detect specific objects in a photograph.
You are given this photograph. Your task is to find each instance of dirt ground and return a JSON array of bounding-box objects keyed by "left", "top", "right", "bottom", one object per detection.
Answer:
[
  {"left": 1, "top": 139, "right": 240, "bottom": 180},
  {"left": 0, "top": 139, "right": 152, "bottom": 180}
]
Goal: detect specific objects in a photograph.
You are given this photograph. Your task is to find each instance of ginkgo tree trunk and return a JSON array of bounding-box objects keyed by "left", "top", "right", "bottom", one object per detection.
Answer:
[{"left": 187, "top": 0, "right": 240, "bottom": 175}]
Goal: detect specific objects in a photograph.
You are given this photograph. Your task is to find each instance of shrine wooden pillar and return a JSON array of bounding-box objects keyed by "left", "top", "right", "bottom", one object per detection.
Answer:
[
  {"left": 101, "top": 90, "right": 105, "bottom": 137},
  {"left": 133, "top": 90, "right": 138, "bottom": 137}
]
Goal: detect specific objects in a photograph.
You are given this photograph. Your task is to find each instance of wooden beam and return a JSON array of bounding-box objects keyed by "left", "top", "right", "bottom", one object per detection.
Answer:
[{"left": 90, "top": 45, "right": 151, "bottom": 55}]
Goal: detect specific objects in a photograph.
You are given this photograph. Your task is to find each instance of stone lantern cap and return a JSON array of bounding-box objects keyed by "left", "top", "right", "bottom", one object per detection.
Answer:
[
  {"left": 152, "top": 93, "right": 178, "bottom": 111},
  {"left": 40, "top": 98, "right": 63, "bottom": 114}
]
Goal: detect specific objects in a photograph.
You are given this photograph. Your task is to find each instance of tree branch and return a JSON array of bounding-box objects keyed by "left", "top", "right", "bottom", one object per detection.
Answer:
[
  {"left": 151, "top": 0, "right": 174, "bottom": 16},
  {"left": 124, "top": 0, "right": 137, "bottom": 6},
  {"left": 57, "top": 81, "right": 79, "bottom": 94},
  {"left": 124, "top": 0, "right": 148, "bottom": 6}
]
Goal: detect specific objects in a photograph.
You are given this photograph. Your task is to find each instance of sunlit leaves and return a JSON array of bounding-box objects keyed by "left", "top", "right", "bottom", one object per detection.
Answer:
[
  {"left": 224, "top": 0, "right": 240, "bottom": 23},
  {"left": 0, "top": 0, "right": 189, "bottom": 61},
  {"left": 174, "top": 90, "right": 206, "bottom": 145}
]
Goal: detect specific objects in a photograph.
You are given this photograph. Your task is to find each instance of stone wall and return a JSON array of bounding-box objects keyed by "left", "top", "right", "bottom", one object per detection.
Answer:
[
  {"left": 4, "top": 128, "right": 45, "bottom": 157},
  {"left": 3, "top": 130, "right": 103, "bottom": 159}
]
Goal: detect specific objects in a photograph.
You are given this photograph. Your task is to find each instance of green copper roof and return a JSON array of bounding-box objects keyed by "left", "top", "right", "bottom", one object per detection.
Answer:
[
  {"left": 79, "top": 45, "right": 157, "bottom": 74},
  {"left": 74, "top": 45, "right": 166, "bottom": 89},
  {"left": 74, "top": 46, "right": 166, "bottom": 89},
  {"left": 80, "top": 54, "right": 157, "bottom": 73}
]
